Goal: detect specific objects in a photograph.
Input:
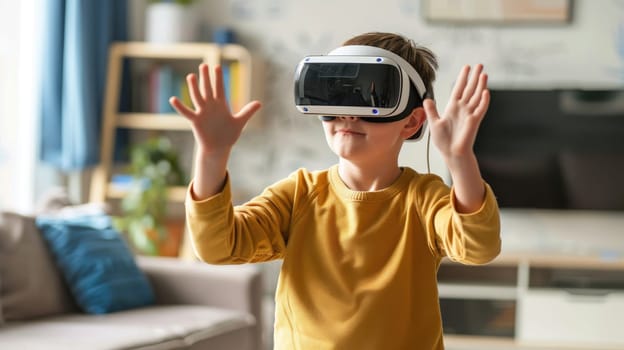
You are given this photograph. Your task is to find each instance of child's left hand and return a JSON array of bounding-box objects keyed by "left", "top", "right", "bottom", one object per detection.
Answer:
[{"left": 423, "top": 64, "right": 489, "bottom": 160}]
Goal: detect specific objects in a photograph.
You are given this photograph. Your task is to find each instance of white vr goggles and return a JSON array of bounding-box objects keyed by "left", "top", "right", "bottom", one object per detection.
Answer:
[{"left": 294, "top": 45, "right": 430, "bottom": 140}]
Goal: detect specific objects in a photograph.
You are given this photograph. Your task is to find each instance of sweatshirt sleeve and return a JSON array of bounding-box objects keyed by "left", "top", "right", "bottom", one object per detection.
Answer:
[
  {"left": 185, "top": 173, "right": 292, "bottom": 264},
  {"left": 418, "top": 175, "right": 501, "bottom": 265}
]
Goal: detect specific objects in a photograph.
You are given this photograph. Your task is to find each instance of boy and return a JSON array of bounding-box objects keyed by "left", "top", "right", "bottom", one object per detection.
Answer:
[{"left": 170, "top": 32, "right": 501, "bottom": 349}]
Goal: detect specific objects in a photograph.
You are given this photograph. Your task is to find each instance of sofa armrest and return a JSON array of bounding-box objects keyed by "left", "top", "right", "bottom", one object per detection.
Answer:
[
  {"left": 136, "top": 256, "right": 264, "bottom": 347},
  {"left": 137, "top": 256, "right": 262, "bottom": 310}
]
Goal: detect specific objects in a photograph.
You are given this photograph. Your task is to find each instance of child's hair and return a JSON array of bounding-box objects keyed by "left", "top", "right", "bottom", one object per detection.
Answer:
[{"left": 342, "top": 32, "right": 438, "bottom": 97}]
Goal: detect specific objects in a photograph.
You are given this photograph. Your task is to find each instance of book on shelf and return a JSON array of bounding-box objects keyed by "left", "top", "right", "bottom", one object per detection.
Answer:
[
  {"left": 110, "top": 174, "right": 135, "bottom": 192},
  {"left": 222, "top": 63, "right": 232, "bottom": 107},
  {"left": 220, "top": 60, "right": 243, "bottom": 112},
  {"left": 147, "top": 64, "right": 191, "bottom": 115},
  {"left": 143, "top": 61, "right": 242, "bottom": 115}
]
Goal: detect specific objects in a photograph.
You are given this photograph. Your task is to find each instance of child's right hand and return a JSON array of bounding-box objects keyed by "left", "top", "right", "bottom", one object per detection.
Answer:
[{"left": 169, "top": 63, "right": 262, "bottom": 154}]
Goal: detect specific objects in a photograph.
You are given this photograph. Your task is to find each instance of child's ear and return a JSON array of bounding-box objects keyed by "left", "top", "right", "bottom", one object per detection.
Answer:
[{"left": 401, "top": 107, "right": 426, "bottom": 139}]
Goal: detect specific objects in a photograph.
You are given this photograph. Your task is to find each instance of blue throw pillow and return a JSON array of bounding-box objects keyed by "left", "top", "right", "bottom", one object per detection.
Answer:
[{"left": 35, "top": 213, "right": 155, "bottom": 314}]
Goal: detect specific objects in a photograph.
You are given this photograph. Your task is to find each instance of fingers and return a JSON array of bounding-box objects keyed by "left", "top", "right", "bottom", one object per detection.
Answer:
[
  {"left": 174, "top": 63, "right": 258, "bottom": 125},
  {"left": 472, "top": 89, "right": 491, "bottom": 119},
  {"left": 186, "top": 64, "right": 227, "bottom": 113},
  {"left": 451, "top": 65, "right": 470, "bottom": 100},
  {"left": 463, "top": 64, "right": 483, "bottom": 102},
  {"left": 213, "top": 65, "right": 226, "bottom": 101},
  {"left": 467, "top": 72, "right": 488, "bottom": 111},
  {"left": 169, "top": 96, "right": 195, "bottom": 119},
  {"left": 423, "top": 99, "right": 440, "bottom": 123},
  {"left": 240, "top": 100, "right": 262, "bottom": 115},
  {"left": 450, "top": 64, "right": 489, "bottom": 120},
  {"left": 235, "top": 100, "right": 262, "bottom": 123},
  {"left": 452, "top": 64, "right": 487, "bottom": 103},
  {"left": 186, "top": 73, "right": 203, "bottom": 110},
  {"left": 199, "top": 63, "right": 214, "bottom": 102}
]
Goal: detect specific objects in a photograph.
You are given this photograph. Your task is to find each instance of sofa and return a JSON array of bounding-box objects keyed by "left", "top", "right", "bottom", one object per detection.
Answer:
[{"left": 0, "top": 207, "right": 264, "bottom": 350}]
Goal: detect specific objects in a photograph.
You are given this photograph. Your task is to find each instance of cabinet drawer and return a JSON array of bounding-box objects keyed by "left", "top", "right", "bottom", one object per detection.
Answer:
[{"left": 518, "top": 289, "right": 624, "bottom": 346}]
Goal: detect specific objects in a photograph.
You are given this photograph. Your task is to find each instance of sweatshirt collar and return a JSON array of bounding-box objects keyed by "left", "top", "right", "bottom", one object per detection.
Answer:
[{"left": 329, "top": 165, "right": 415, "bottom": 202}]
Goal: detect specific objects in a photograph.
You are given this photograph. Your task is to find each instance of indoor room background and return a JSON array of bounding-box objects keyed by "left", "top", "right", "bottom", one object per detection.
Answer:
[
  {"left": 1, "top": 1, "right": 624, "bottom": 350},
  {"left": 1, "top": 0, "right": 622, "bottom": 211},
  {"left": 129, "top": 0, "right": 624, "bottom": 205}
]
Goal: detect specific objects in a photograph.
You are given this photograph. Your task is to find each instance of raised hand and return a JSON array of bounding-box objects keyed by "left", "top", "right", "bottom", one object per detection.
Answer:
[
  {"left": 423, "top": 64, "right": 489, "bottom": 160},
  {"left": 170, "top": 63, "right": 261, "bottom": 199},
  {"left": 169, "top": 63, "right": 261, "bottom": 154},
  {"left": 423, "top": 64, "right": 490, "bottom": 213}
]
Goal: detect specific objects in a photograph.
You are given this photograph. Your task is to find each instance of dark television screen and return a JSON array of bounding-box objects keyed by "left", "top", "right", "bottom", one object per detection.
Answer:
[{"left": 474, "top": 89, "right": 624, "bottom": 210}]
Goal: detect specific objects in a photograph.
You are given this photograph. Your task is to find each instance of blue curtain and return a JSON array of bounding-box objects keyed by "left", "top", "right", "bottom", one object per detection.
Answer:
[{"left": 40, "top": 0, "right": 128, "bottom": 170}]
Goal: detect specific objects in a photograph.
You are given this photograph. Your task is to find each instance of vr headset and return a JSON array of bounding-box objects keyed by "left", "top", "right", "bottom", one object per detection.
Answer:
[{"left": 294, "top": 45, "right": 430, "bottom": 141}]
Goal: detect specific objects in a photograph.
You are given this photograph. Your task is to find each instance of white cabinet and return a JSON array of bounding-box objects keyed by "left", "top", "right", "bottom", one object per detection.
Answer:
[
  {"left": 518, "top": 289, "right": 624, "bottom": 346},
  {"left": 439, "top": 209, "right": 624, "bottom": 350}
]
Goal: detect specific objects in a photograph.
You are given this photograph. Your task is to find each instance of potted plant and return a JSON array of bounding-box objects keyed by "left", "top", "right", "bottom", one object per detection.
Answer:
[{"left": 114, "top": 136, "right": 187, "bottom": 256}]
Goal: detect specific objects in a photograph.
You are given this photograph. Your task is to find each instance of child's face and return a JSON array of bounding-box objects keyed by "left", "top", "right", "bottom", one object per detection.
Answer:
[{"left": 321, "top": 113, "right": 422, "bottom": 162}]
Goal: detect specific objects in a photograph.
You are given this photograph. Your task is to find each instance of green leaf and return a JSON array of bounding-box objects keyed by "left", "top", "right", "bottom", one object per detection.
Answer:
[
  {"left": 118, "top": 135, "right": 187, "bottom": 256},
  {"left": 128, "top": 221, "right": 159, "bottom": 256}
]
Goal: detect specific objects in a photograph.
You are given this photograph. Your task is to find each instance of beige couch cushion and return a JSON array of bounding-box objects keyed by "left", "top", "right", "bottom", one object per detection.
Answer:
[
  {"left": 0, "top": 211, "right": 77, "bottom": 322},
  {"left": 0, "top": 305, "right": 255, "bottom": 350}
]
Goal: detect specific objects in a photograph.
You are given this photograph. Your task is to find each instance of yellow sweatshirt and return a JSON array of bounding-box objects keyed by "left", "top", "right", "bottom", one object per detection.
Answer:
[{"left": 186, "top": 165, "right": 501, "bottom": 350}]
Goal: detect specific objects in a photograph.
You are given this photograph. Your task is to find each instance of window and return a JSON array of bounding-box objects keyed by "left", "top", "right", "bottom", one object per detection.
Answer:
[{"left": 0, "top": 1, "right": 39, "bottom": 212}]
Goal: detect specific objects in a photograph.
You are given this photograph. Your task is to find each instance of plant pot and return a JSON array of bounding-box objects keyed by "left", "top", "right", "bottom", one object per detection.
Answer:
[
  {"left": 158, "top": 219, "right": 185, "bottom": 257},
  {"left": 145, "top": 3, "right": 198, "bottom": 43},
  {"left": 125, "top": 219, "right": 184, "bottom": 257}
]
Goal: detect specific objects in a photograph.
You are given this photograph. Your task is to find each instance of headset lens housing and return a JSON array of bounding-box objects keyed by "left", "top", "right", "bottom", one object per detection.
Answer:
[
  {"left": 294, "top": 56, "right": 410, "bottom": 117},
  {"left": 295, "top": 63, "right": 401, "bottom": 109}
]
